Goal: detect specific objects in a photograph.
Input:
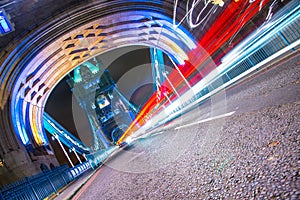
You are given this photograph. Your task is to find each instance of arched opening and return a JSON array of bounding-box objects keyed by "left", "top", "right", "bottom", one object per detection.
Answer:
[{"left": 8, "top": 10, "right": 195, "bottom": 156}]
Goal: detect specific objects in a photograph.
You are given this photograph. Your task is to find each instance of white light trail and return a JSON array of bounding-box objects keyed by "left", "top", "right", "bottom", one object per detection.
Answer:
[
  {"left": 173, "top": 0, "right": 222, "bottom": 30},
  {"left": 169, "top": 56, "right": 192, "bottom": 89},
  {"left": 174, "top": 111, "right": 235, "bottom": 130},
  {"left": 163, "top": 72, "right": 180, "bottom": 97}
]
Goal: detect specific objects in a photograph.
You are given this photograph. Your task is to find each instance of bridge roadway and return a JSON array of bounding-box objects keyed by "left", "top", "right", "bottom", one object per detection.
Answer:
[{"left": 57, "top": 54, "right": 299, "bottom": 199}]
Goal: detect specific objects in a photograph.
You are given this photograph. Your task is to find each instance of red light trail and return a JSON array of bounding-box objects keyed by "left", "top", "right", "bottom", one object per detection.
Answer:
[{"left": 117, "top": 0, "right": 272, "bottom": 145}]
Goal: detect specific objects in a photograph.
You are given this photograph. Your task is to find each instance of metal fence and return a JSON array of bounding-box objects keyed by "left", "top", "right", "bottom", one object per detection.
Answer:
[
  {"left": 173, "top": 2, "right": 299, "bottom": 114},
  {"left": 0, "top": 162, "right": 90, "bottom": 200},
  {"left": 201, "top": 3, "right": 300, "bottom": 97}
]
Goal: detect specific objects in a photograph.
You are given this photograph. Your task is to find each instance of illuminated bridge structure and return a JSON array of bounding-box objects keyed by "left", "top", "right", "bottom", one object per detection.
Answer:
[
  {"left": 117, "top": 4, "right": 300, "bottom": 144},
  {"left": 0, "top": 0, "right": 299, "bottom": 187},
  {"left": 43, "top": 112, "right": 91, "bottom": 157}
]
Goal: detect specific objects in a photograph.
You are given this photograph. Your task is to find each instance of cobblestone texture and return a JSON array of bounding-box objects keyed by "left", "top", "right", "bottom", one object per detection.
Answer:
[{"left": 77, "top": 56, "right": 300, "bottom": 199}]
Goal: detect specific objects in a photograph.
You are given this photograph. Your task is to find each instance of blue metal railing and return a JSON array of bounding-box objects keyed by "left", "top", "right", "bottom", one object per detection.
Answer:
[
  {"left": 164, "top": 1, "right": 300, "bottom": 117},
  {"left": 192, "top": 2, "right": 299, "bottom": 108},
  {"left": 0, "top": 162, "right": 90, "bottom": 200}
]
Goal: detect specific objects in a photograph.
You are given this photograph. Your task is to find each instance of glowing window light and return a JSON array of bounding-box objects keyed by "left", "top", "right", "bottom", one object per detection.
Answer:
[{"left": 0, "top": 9, "right": 14, "bottom": 35}]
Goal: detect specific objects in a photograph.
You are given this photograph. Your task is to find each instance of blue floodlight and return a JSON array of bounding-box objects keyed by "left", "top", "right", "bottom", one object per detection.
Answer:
[{"left": 0, "top": 9, "right": 14, "bottom": 35}]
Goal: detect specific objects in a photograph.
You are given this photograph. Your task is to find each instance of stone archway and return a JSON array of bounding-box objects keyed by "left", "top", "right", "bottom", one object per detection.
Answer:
[
  {"left": 10, "top": 10, "right": 195, "bottom": 148},
  {"left": 0, "top": 1, "right": 196, "bottom": 184}
]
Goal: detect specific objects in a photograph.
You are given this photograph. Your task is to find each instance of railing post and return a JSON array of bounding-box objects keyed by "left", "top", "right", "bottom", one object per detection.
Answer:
[
  {"left": 60, "top": 172, "right": 68, "bottom": 185},
  {"left": 25, "top": 177, "right": 39, "bottom": 200},
  {"left": 45, "top": 172, "right": 58, "bottom": 195},
  {"left": 278, "top": 31, "right": 290, "bottom": 46},
  {"left": 67, "top": 168, "right": 75, "bottom": 182}
]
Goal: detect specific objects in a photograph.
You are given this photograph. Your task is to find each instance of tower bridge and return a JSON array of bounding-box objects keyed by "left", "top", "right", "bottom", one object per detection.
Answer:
[{"left": 0, "top": 0, "right": 299, "bottom": 199}]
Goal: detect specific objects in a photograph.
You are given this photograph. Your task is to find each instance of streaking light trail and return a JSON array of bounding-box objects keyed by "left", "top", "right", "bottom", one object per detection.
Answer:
[
  {"left": 174, "top": 111, "right": 235, "bottom": 130},
  {"left": 117, "top": 0, "right": 299, "bottom": 145}
]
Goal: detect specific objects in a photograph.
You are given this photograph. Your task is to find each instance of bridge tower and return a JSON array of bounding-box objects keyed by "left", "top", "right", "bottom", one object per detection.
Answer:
[{"left": 66, "top": 57, "right": 136, "bottom": 148}]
